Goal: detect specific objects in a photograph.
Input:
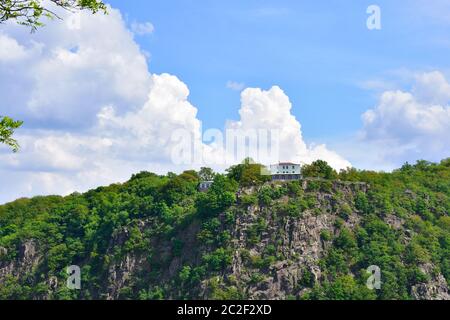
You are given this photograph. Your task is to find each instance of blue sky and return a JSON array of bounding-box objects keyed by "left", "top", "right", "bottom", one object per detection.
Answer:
[
  {"left": 0, "top": 0, "right": 449, "bottom": 203},
  {"left": 108, "top": 0, "right": 450, "bottom": 139}
]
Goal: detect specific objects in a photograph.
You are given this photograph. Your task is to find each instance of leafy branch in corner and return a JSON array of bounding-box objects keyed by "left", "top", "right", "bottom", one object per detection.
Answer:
[
  {"left": 0, "top": 0, "right": 107, "bottom": 31},
  {"left": 0, "top": 116, "right": 23, "bottom": 152}
]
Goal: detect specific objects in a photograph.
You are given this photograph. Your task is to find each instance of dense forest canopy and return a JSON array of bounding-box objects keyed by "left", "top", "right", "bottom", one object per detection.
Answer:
[{"left": 0, "top": 158, "right": 449, "bottom": 300}]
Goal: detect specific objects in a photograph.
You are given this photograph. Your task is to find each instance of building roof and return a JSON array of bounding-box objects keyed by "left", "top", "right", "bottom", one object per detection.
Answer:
[{"left": 277, "top": 162, "right": 300, "bottom": 166}]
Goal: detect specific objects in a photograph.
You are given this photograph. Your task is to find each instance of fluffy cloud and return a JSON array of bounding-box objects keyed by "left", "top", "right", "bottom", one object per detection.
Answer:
[
  {"left": 361, "top": 71, "right": 450, "bottom": 165},
  {"left": 96, "top": 73, "right": 202, "bottom": 162},
  {"left": 226, "top": 81, "right": 245, "bottom": 91},
  {"left": 0, "top": 33, "right": 29, "bottom": 61},
  {"left": 0, "top": 4, "right": 350, "bottom": 204},
  {"left": 0, "top": 7, "right": 152, "bottom": 129},
  {"left": 131, "top": 21, "right": 155, "bottom": 35},
  {"left": 0, "top": 5, "right": 203, "bottom": 203},
  {"left": 227, "top": 86, "right": 351, "bottom": 170},
  {"left": 413, "top": 71, "right": 450, "bottom": 104},
  {"left": 0, "top": 93, "right": 201, "bottom": 204}
]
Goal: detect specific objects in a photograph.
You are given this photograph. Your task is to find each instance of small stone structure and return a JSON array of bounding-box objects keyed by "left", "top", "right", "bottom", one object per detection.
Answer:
[{"left": 198, "top": 181, "right": 213, "bottom": 192}]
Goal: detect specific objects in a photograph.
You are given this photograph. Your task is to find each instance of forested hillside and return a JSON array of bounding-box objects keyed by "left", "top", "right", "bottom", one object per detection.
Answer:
[{"left": 0, "top": 159, "right": 449, "bottom": 300}]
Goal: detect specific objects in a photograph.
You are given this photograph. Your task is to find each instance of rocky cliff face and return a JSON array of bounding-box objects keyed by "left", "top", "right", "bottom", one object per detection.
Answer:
[
  {"left": 0, "top": 240, "right": 41, "bottom": 280},
  {"left": 0, "top": 180, "right": 448, "bottom": 300},
  {"left": 98, "top": 181, "right": 445, "bottom": 300},
  {"left": 411, "top": 263, "right": 450, "bottom": 300},
  {"left": 228, "top": 209, "right": 332, "bottom": 299}
]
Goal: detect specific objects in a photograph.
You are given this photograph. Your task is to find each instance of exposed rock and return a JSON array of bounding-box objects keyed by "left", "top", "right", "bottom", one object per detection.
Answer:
[
  {"left": 1, "top": 180, "right": 447, "bottom": 301},
  {"left": 48, "top": 276, "right": 58, "bottom": 291},
  {"left": 107, "top": 253, "right": 146, "bottom": 300},
  {"left": 225, "top": 203, "right": 342, "bottom": 299},
  {"left": 411, "top": 264, "right": 450, "bottom": 300},
  {"left": 0, "top": 240, "right": 41, "bottom": 281},
  {"left": 384, "top": 214, "right": 405, "bottom": 230}
]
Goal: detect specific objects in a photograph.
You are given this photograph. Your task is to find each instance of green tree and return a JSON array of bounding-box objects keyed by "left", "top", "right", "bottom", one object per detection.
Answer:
[
  {"left": 196, "top": 175, "right": 237, "bottom": 217},
  {"left": 202, "top": 248, "right": 233, "bottom": 271},
  {"left": 227, "top": 158, "right": 271, "bottom": 186},
  {"left": 316, "top": 275, "right": 376, "bottom": 300},
  {"left": 199, "top": 167, "right": 215, "bottom": 181},
  {"left": 354, "top": 192, "right": 370, "bottom": 214},
  {"left": 0, "top": 116, "right": 23, "bottom": 152},
  {"left": 302, "top": 160, "right": 338, "bottom": 180},
  {"left": 0, "top": 0, "right": 107, "bottom": 31}
]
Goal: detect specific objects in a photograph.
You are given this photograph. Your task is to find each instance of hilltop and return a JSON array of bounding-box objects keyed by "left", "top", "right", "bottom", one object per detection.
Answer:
[{"left": 0, "top": 159, "right": 449, "bottom": 300}]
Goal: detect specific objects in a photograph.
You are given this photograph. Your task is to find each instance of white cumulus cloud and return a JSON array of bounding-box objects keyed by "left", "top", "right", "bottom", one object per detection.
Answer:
[
  {"left": 413, "top": 71, "right": 450, "bottom": 104},
  {"left": 0, "top": 33, "right": 29, "bottom": 61},
  {"left": 0, "top": 5, "right": 203, "bottom": 203},
  {"left": 0, "top": 7, "right": 152, "bottom": 129},
  {"left": 227, "top": 86, "right": 351, "bottom": 170},
  {"left": 360, "top": 71, "right": 450, "bottom": 165},
  {"left": 0, "top": 4, "right": 351, "bottom": 204}
]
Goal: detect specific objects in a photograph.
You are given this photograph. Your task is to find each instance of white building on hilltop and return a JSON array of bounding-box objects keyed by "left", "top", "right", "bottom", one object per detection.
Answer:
[{"left": 270, "top": 162, "right": 302, "bottom": 181}]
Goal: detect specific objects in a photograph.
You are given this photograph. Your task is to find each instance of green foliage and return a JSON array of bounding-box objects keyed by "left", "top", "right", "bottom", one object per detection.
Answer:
[
  {"left": 249, "top": 272, "right": 265, "bottom": 284},
  {"left": 47, "top": 244, "right": 72, "bottom": 271},
  {"left": 226, "top": 158, "right": 271, "bottom": 186},
  {"left": 197, "top": 218, "right": 230, "bottom": 246},
  {"left": 334, "top": 228, "right": 357, "bottom": 251},
  {"left": 302, "top": 160, "right": 338, "bottom": 180},
  {"left": 246, "top": 218, "right": 268, "bottom": 245},
  {"left": 354, "top": 192, "right": 370, "bottom": 214},
  {"left": 124, "top": 226, "right": 146, "bottom": 252},
  {"left": 179, "top": 170, "right": 199, "bottom": 182},
  {"left": 202, "top": 248, "right": 233, "bottom": 271},
  {"left": 160, "top": 174, "right": 197, "bottom": 206},
  {"left": 0, "top": 116, "right": 23, "bottom": 152},
  {"left": 240, "top": 194, "right": 258, "bottom": 207},
  {"left": 198, "top": 167, "right": 215, "bottom": 181},
  {"left": 0, "top": 0, "right": 107, "bottom": 31},
  {"left": 179, "top": 265, "right": 192, "bottom": 283},
  {"left": 196, "top": 175, "right": 237, "bottom": 218},
  {"left": 0, "top": 276, "right": 33, "bottom": 299},
  {"left": 0, "top": 158, "right": 449, "bottom": 300},
  {"left": 299, "top": 269, "right": 316, "bottom": 288},
  {"left": 320, "top": 230, "right": 333, "bottom": 242},
  {"left": 287, "top": 181, "right": 303, "bottom": 196},
  {"left": 258, "top": 186, "right": 274, "bottom": 207},
  {"left": 275, "top": 198, "right": 307, "bottom": 218},
  {"left": 138, "top": 287, "right": 165, "bottom": 300},
  {"left": 307, "top": 275, "right": 376, "bottom": 300},
  {"left": 208, "top": 277, "right": 243, "bottom": 299},
  {"left": 339, "top": 203, "right": 353, "bottom": 220}
]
